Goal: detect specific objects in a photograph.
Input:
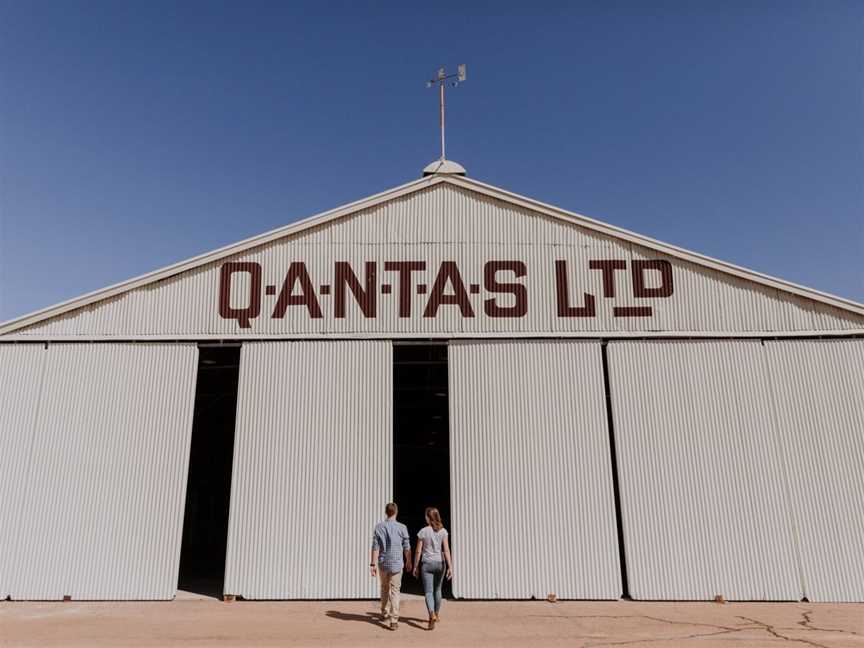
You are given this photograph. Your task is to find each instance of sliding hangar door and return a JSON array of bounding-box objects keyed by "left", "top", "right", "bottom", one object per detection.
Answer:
[
  {"left": 605, "top": 339, "right": 864, "bottom": 603},
  {"left": 448, "top": 340, "right": 621, "bottom": 599},
  {"left": 223, "top": 341, "right": 392, "bottom": 599},
  {"left": 0, "top": 343, "right": 198, "bottom": 600}
]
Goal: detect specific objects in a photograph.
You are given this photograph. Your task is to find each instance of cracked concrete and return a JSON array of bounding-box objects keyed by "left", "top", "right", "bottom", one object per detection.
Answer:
[{"left": 1, "top": 599, "right": 862, "bottom": 647}]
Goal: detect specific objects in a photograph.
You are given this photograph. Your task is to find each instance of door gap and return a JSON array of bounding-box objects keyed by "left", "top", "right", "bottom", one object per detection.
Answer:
[
  {"left": 177, "top": 346, "right": 240, "bottom": 599},
  {"left": 393, "top": 343, "right": 452, "bottom": 597},
  {"left": 601, "top": 342, "right": 631, "bottom": 600}
]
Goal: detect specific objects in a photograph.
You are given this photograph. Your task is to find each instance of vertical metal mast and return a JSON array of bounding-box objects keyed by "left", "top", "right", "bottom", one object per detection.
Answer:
[
  {"left": 439, "top": 71, "right": 446, "bottom": 160},
  {"left": 427, "top": 64, "right": 466, "bottom": 162}
]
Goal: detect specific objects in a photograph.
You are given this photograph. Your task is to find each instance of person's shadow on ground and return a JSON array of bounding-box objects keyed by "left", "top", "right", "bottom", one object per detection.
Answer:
[{"left": 325, "top": 611, "right": 429, "bottom": 631}]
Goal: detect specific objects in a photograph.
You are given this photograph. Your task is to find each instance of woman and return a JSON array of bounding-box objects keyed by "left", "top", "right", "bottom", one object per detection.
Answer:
[{"left": 412, "top": 507, "right": 453, "bottom": 630}]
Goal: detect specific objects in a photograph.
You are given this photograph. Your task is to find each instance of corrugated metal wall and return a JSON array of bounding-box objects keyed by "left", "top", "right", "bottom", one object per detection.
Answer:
[
  {"left": 8, "top": 343, "right": 198, "bottom": 600},
  {"left": 223, "top": 341, "right": 392, "bottom": 599},
  {"left": 12, "top": 185, "right": 862, "bottom": 338},
  {"left": 764, "top": 339, "right": 864, "bottom": 602},
  {"left": 606, "top": 340, "right": 802, "bottom": 600},
  {"left": 448, "top": 340, "right": 621, "bottom": 599},
  {"left": 0, "top": 344, "right": 47, "bottom": 598}
]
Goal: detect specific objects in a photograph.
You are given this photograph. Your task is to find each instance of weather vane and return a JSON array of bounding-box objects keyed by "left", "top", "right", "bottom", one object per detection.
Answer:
[{"left": 426, "top": 64, "right": 466, "bottom": 161}]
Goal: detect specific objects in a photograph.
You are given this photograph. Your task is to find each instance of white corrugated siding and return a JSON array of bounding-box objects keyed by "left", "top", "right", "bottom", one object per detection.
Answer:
[
  {"left": 0, "top": 344, "right": 47, "bottom": 598},
  {"left": 606, "top": 340, "right": 802, "bottom": 600},
  {"left": 12, "top": 185, "right": 862, "bottom": 338},
  {"left": 8, "top": 343, "right": 198, "bottom": 600},
  {"left": 764, "top": 339, "right": 864, "bottom": 602},
  {"left": 448, "top": 340, "right": 621, "bottom": 599},
  {"left": 223, "top": 340, "right": 392, "bottom": 599}
]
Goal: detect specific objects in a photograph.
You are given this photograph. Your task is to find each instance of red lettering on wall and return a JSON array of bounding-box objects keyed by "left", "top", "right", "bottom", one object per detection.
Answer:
[
  {"left": 272, "top": 262, "right": 323, "bottom": 319},
  {"left": 384, "top": 261, "right": 426, "bottom": 318},
  {"left": 424, "top": 261, "right": 475, "bottom": 318},
  {"left": 555, "top": 260, "right": 596, "bottom": 317},
  {"left": 588, "top": 260, "right": 627, "bottom": 298},
  {"left": 632, "top": 260, "right": 674, "bottom": 298},
  {"left": 334, "top": 261, "right": 376, "bottom": 318},
  {"left": 483, "top": 261, "right": 528, "bottom": 318},
  {"left": 218, "top": 262, "right": 262, "bottom": 328},
  {"left": 216, "top": 257, "right": 677, "bottom": 325}
]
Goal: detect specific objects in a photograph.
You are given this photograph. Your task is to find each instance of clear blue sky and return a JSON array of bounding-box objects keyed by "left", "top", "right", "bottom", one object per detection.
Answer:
[{"left": 1, "top": 0, "right": 862, "bottom": 321}]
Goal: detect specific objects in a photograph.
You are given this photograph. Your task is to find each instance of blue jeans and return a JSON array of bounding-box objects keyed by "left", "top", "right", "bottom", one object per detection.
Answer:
[{"left": 420, "top": 560, "right": 445, "bottom": 615}]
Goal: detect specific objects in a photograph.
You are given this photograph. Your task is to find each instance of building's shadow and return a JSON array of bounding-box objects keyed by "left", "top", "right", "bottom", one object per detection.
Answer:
[
  {"left": 325, "top": 611, "right": 428, "bottom": 631},
  {"left": 326, "top": 611, "right": 385, "bottom": 628}
]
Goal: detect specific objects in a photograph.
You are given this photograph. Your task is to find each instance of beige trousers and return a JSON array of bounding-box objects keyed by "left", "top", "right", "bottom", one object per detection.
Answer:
[{"left": 378, "top": 570, "right": 403, "bottom": 623}]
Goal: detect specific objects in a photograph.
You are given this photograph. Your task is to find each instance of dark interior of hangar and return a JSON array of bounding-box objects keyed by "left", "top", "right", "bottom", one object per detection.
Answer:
[
  {"left": 177, "top": 346, "right": 240, "bottom": 598},
  {"left": 393, "top": 343, "right": 452, "bottom": 596}
]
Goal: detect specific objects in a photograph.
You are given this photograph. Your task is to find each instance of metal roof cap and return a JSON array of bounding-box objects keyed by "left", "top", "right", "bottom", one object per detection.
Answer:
[{"left": 422, "top": 159, "right": 466, "bottom": 176}]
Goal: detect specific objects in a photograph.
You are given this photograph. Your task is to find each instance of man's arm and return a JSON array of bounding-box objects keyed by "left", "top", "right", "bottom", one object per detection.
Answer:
[
  {"left": 370, "top": 528, "right": 380, "bottom": 577},
  {"left": 401, "top": 526, "right": 412, "bottom": 572},
  {"left": 370, "top": 548, "right": 379, "bottom": 577}
]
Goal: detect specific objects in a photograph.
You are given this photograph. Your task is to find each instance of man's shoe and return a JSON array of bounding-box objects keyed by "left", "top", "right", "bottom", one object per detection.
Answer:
[{"left": 389, "top": 622, "right": 398, "bottom": 631}]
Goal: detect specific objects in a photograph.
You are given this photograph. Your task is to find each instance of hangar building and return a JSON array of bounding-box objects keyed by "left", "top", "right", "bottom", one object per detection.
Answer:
[{"left": 1, "top": 163, "right": 862, "bottom": 602}]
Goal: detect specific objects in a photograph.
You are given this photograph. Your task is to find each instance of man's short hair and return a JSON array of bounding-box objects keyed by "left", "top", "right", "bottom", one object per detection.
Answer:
[{"left": 385, "top": 502, "right": 398, "bottom": 517}]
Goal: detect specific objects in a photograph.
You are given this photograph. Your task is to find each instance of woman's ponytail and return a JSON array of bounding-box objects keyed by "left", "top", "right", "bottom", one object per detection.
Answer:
[{"left": 425, "top": 507, "right": 444, "bottom": 532}]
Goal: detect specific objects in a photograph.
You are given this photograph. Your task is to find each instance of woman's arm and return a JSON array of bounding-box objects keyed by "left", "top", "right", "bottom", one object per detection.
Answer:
[
  {"left": 443, "top": 536, "right": 453, "bottom": 579},
  {"left": 412, "top": 539, "right": 424, "bottom": 577}
]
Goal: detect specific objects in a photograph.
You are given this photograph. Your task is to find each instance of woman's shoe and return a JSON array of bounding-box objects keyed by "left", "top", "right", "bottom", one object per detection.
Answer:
[{"left": 428, "top": 616, "right": 436, "bottom": 631}]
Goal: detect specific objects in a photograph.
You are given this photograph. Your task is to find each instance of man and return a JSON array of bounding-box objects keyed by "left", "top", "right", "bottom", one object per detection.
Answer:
[{"left": 370, "top": 502, "right": 411, "bottom": 630}]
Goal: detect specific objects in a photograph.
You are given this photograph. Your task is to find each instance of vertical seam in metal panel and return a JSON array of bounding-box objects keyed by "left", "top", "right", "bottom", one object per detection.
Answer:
[
  {"left": 600, "top": 341, "right": 630, "bottom": 599},
  {"left": 760, "top": 338, "right": 807, "bottom": 599},
  {"left": 8, "top": 343, "right": 50, "bottom": 597}
]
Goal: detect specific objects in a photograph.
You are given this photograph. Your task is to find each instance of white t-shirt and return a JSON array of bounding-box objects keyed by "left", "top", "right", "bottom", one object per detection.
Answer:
[{"left": 417, "top": 526, "right": 448, "bottom": 563}]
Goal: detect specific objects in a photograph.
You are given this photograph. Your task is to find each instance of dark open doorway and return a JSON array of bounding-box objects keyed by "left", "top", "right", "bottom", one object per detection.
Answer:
[
  {"left": 393, "top": 343, "right": 452, "bottom": 596},
  {"left": 177, "top": 345, "right": 240, "bottom": 598}
]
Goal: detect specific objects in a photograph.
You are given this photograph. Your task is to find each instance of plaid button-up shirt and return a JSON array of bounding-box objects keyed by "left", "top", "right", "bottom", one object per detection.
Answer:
[{"left": 371, "top": 518, "right": 410, "bottom": 574}]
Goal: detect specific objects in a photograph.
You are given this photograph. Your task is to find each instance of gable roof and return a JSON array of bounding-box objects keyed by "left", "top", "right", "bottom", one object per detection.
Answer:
[{"left": 1, "top": 173, "right": 863, "bottom": 336}]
